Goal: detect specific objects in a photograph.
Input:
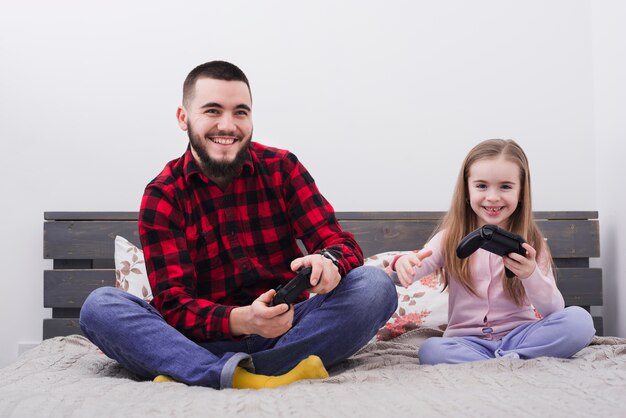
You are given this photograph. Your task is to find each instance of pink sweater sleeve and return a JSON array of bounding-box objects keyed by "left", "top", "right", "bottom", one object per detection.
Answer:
[{"left": 520, "top": 252, "right": 565, "bottom": 317}]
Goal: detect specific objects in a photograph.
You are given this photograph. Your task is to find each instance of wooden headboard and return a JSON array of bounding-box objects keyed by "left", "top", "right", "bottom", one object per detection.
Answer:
[{"left": 43, "top": 211, "right": 603, "bottom": 338}]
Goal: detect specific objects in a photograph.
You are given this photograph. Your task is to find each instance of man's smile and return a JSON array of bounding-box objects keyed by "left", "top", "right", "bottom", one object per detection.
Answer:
[{"left": 209, "top": 136, "right": 237, "bottom": 145}]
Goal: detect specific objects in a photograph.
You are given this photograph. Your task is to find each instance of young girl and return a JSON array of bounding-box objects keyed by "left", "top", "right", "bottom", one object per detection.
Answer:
[{"left": 392, "top": 139, "right": 595, "bottom": 364}]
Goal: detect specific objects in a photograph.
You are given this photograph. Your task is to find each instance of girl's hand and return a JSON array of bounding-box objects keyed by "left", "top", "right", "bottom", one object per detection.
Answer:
[
  {"left": 394, "top": 249, "right": 433, "bottom": 288},
  {"left": 503, "top": 243, "right": 537, "bottom": 279}
]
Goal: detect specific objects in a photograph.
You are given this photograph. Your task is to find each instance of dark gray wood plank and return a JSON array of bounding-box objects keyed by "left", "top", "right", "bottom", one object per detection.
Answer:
[
  {"left": 538, "top": 220, "right": 600, "bottom": 258},
  {"left": 532, "top": 211, "right": 598, "bottom": 220},
  {"left": 338, "top": 212, "right": 446, "bottom": 221},
  {"left": 340, "top": 219, "right": 440, "bottom": 258},
  {"left": 54, "top": 260, "right": 92, "bottom": 269},
  {"left": 43, "top": 318, "right": 83, "bottom": 339},
  {"left": 340, "top": 219, "right": 599, "bottom": 259},
  {"left": 93, "top": 259, "right": 115, "bottom": 269},
  {"left": 44, "top": 270, "right": 116, "bottom": 308},
  {"left": 554, "top": 259, "right": 589, "bottom": 268},
  {"left": 556, "top": 268, "right": 603, "bottom": 306},
  {"left": 52, "top": 308, "right": 80, "bottom": 318},
  {"left": 44, "top": 221, "right": 140, "bottom": 259},
  {"left": 338, "top": 211, "right": 598, "bottom": 221},
  {"left": 593, "top": 317, "right": 604, "bottom": 336}
]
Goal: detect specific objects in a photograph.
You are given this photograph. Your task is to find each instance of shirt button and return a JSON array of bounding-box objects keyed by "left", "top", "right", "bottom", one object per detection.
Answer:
[{"left": 482, "top": 327, "right": 493, "bottom": 334}]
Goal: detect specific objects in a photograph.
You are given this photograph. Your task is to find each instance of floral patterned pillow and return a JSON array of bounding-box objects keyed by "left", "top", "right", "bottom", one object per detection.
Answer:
[
  {"left": 114, "top": 236, "right": 153, "bottom": 302},
  {"left": 364, "top": 251, "right": 448, "bottom": 341}
]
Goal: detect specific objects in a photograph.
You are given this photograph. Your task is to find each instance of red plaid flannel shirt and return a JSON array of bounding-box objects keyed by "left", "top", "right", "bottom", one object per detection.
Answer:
[{"left": 139, "top": 142, "right": 362, "bottom": 342}]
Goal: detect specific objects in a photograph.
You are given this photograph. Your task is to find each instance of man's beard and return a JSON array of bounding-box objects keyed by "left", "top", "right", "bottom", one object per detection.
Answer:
[{"left": 188, "top": 125, "right": 252, "bottom": 179}]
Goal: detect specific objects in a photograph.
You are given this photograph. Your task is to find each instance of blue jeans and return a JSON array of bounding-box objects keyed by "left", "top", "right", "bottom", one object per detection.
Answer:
[
  {"left": 418, "top": 306, "right": 596, "bottom": 364},
  {"left": 79, "top": 266, "right": 397, "bottom": 389}
]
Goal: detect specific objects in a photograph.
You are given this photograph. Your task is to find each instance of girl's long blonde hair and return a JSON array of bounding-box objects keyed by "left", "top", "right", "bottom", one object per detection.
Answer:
[{"left": 437, "top": 139, "right": 551, "bottom": 306}]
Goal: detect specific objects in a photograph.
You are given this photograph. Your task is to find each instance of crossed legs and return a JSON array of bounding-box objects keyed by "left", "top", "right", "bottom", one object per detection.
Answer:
[
  {"left": 418, "top": 306, "right": 596, "bottom": 365},
  {"left": 80, "top": 266, "right": 397, "bottom": 388}
]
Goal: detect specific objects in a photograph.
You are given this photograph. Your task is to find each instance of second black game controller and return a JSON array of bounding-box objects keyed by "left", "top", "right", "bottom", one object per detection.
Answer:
[
  {"left": 271, "top": 266, "right": 313, "bottom": 308},
  {"left": 456, "top": 224, "right": 526, "bottom": 278}
]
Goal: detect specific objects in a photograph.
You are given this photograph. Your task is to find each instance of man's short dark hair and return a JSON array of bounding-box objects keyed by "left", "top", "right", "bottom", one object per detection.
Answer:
[{"left": 183, "top": 60, "right": 251, "bottom": 107}]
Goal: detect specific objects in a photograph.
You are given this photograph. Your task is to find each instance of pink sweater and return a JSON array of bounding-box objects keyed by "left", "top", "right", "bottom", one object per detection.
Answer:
[{"left": 392, "top": 230, "right": 565, "bottom": 340}]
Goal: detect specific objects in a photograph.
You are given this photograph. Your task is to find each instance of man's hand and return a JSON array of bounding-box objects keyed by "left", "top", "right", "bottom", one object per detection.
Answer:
[
  {"left": 229, "top": 289, "right": 294, "bottom": 338},
  {"left": 290, "top": 253, "right": 341, "bottom": 295}
]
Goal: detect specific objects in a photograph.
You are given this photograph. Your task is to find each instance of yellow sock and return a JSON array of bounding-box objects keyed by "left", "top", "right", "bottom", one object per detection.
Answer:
[
  {"left": 153, "top": 374, "right": 178, "bottom": 383},
  {"left": 232, "top": 355, "right": 329, "bottom": 389}
]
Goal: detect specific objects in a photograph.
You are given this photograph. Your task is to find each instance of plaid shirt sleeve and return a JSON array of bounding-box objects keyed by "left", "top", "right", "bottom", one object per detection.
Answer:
[
  {"left": 282, "top": 152, "right": 363, "bottom": 274},
  {"left": 139, "top": 186, "right": 235, "bottom": 342}
]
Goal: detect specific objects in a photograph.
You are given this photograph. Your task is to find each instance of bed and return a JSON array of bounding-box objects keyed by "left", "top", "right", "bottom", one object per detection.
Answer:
[{"left": 1, "top": 211, "right": 624, "bottom": 417}]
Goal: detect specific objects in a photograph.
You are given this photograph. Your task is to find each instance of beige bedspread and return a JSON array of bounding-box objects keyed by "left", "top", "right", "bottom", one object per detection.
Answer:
[{"left": 2, "top": 328, "right": 626, "bottom": 417}]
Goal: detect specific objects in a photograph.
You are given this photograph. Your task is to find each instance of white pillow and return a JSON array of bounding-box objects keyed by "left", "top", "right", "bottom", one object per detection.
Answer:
[
  {"left": 114, "top": 235, "right": 153, "bottom": 302},
  {"left": 364, "top": 251, "right": 448, "bottom": 341}
]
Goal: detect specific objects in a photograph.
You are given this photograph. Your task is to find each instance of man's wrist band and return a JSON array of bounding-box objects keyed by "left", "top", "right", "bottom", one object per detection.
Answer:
[{"left": 319, "top": 249, "right": 340, "bottom": 269}]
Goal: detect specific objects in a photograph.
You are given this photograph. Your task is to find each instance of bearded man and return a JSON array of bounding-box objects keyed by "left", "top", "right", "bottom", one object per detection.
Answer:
[{"left": 79, "top": 61, "right": 397, "bottom": 389}]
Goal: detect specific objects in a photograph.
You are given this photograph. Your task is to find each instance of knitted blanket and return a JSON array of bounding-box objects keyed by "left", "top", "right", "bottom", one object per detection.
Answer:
[{"left": 2, "top": 328, "right": 625, "bottom": 417}]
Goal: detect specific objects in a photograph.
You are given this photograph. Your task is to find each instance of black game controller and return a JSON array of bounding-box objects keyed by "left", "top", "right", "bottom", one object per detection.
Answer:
[
  {"left": 271, "top": 266, "right": 313, "bottom": 308},
  {"left": 456, "top": 225, "right": 526, "bottom": 278}
]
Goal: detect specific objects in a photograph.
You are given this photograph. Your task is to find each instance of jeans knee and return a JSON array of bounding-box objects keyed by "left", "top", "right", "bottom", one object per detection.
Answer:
[
  {"left": 349, "top": 266, "right": 398, "bottom": 314},
  {"left": 80, "top": 287, "right": 123, "bottom": 330}
]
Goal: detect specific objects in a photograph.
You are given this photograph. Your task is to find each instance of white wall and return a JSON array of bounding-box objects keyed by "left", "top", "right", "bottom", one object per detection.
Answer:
[
  {"left": 592, "top": 0, "right": 626, "bottom": 338},
  {"left": 0, "top": 0, "right": 622, "bottom": 367}
]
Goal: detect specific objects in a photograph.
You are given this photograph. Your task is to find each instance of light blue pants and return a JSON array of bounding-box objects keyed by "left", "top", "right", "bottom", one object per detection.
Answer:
[
  {"left": 79, "top": 266, "right": 397, "bottom": 389},
  {"left": 418, "top": 306, "right": 596, "bottom": 364}
]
